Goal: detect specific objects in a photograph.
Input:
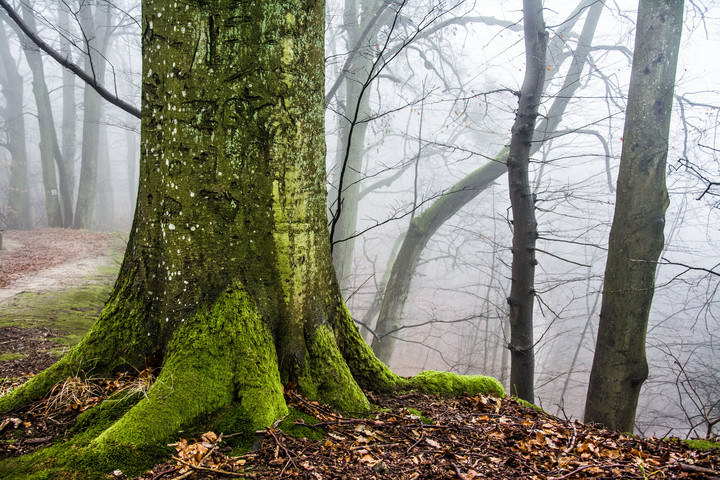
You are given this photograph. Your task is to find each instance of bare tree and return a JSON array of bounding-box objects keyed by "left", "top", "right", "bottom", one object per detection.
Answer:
[
  {"left": 505, "top": 0, "right": 547, "bottom": 402},
  {"left": 585, "top": 0, "right": 684, "bottom": 433}
]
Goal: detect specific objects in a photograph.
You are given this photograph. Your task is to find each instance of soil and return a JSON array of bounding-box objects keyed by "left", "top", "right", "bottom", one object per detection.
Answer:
[{"left": 0, "top": 327, "right": 62, "bottom": 378}]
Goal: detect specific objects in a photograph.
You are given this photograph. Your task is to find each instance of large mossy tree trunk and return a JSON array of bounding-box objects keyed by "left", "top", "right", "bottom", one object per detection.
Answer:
[
  {"left": 584, "top": 0, "right": 683, "bottom": 433},
  {"left": 0, "top": 1, "right": 502, "bottom": 472}
]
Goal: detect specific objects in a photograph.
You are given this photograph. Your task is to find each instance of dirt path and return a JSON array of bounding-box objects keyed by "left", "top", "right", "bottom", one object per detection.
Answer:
[{"left": 0, "top": 229, "right": 121, "bottom": 306}]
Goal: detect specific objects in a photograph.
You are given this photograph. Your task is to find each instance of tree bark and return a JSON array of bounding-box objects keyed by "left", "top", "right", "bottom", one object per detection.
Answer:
[
  {"left": 0, "top": 23, "right": 32, "bottom": 229},
  {"left": 505, "top": 0, "right": 547, "bottom": 403},
  {"left": 584, "top": 0, "right": 683, "bottom": 433},
  {"left": 371, "top": 0, "right": 603, "bottom": 365},
  {"left": 0, "top": 2, "right": 502, "bottom": 474}
]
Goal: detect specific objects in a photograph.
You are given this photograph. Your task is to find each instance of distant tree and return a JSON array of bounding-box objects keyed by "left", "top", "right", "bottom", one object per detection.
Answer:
[
  {"left": 74, "top": 0, "right": 114, "bottom": 229},
  {"left": 585, "top": 0, "right": 683, "bottom": 432},
  {"left": 0, "top": 21, "right": 31, "bottom": 229},
  {"left": 19, "top": 1, "right": 66, "bottom": 227}
]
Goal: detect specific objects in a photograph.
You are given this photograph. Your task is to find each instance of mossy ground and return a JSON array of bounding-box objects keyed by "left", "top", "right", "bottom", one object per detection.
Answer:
[{"left": 683, "top": 438, "right": 720, "bottom": 450}]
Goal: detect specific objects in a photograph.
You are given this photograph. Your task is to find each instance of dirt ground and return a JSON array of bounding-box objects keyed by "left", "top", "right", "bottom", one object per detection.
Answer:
[{"left": 0, "top": 229, "right": 121, "bottom": 379}]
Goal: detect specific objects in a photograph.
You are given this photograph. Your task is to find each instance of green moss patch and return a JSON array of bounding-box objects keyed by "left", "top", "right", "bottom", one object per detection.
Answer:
[
  {"left": 407, "top": 370, "right": 505, "bottom": 398},
  {"left": 684, "top": 439, "right": 720, "bottom": 450}
]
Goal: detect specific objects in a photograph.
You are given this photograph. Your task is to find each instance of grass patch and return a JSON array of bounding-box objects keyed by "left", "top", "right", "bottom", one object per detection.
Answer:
[{"left": 0, "top": 353, "right": 25, "bottom": 362}]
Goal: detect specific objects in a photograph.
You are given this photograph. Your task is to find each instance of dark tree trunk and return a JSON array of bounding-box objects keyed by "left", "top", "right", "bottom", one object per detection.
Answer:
[
  {"left": 585, "top": 0, "right": 683, "bottom": 433},
  {"left": 58, "top": 2, "right": 76, "bottom": 227},
  {"left": 505, "top": 0, "right": 547, "bottom": 403},
  {"left": 20, "top": 2, "right": 63, "bottom": 227}
]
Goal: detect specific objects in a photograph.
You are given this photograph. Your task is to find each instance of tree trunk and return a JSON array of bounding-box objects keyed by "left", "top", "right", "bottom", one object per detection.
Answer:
[
  {"left": 59, "top": 2, "right": 76, "bottom": 226},
  {"left": 0, "top": 23, "right": 32, "bottom": 229},
  {"left": 20, "top": 2, "right": 63, "bottom": 227},
  {"left": 371, "top": 0, "right": 603, "bottom": 365},
  {"left": 74, "top": 0, "right": 111, "bottom": 229},
  {"left": 0, "top": 2, "right": 502, "bottom": 473},
  {"left": 505, "top": 0, "right": 547, "bottom": 403},
  {"left": 126, "top": 129, "right": 138, "bottom": 214},
  {"left": 584, "top": 0, "right": 683, "bottom": 433},
  {"left": 93, "top": 122, "right": 115, "bottom": 230}
]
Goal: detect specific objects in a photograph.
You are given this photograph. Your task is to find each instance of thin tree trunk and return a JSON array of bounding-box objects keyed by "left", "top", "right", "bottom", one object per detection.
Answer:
[
  {"left": 0, "top": 23, "right": 32, "bottom": 229},
  {"left": 585, "top": 0, "right": 683, "bottom": 433},
  {"left": 74, "top": 0, "right": 111, "bottom": 229},
  {"left": 94, "top": 122, "right": 114, "bottom": 230},
  {"left": 20, "top": 2, "right": 62, "bottom": 227},
  {"left": 59, "top": 2, "right": 76, "bottom": 226},
  {"left": 331, "top": 0, "right": 380, "bottom": 293},
  {"left": 505, "top": 0, "right": 547, "bottom": 403}
]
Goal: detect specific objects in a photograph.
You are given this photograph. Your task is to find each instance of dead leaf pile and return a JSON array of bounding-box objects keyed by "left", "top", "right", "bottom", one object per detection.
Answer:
[{"left": 131, "top": 390, "right": 719, "bottom": 480}]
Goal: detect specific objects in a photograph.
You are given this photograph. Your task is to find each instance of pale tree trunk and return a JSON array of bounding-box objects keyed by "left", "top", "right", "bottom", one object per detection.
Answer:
[
  {"left": 20, "top": 2, "right": 63, "bottom": 227},
  {"left": 505, "top": 0, "right": 547, "bottom": 403},
  {"left": 371, "top": 0, "right": 604, "bottom": 365},
  {"left": 93, "top": 122, "right": 114, "bottom": 230},
  {"left": 0, "top": 23, "right": 32, "bottom": 229},
  {"left": 0, "top": 3, "right": 502, "bottom": 476},
  {"left": 74, "top": 0, "right": 112, "bottom": 229},
  {"left": 585, "top": 0, "right": 683, "bottom": 433},
  {"left": 59, "top": 2, "right": 76, "bottom": 225}
]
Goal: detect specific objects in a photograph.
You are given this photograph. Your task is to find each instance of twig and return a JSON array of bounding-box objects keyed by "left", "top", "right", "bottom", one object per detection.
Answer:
[
  {"left": 407, "top": 434, "right": 425, "bottom": 453},
  {"left": 170, "top": 456, "right": 247, "bottom": 478},
  {"left": 563, "top": 421, "right": 577, "bottom": 454},
  {"left": 451, "top": 461, "right": 466, "bottom": 479},
  {"left": 548, "top": 463, "right": 625, "bottom": 480},
  {"left": 266, "top": 428, "right": 297, "bottom": 476},
  {"left": 679, "top": 463, "right": 720, "bottom": 476},
  {"left": 150, "top": 466, "right": 179, "bottom": 480}
]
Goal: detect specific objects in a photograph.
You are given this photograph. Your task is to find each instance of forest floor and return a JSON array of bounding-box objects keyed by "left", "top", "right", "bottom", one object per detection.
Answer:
[
  {"left": 0, "top": 228, "right": 123, "bottom": 379},
  {"left": 0, "top": 229, "right": 718, "bottom": 479}
]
